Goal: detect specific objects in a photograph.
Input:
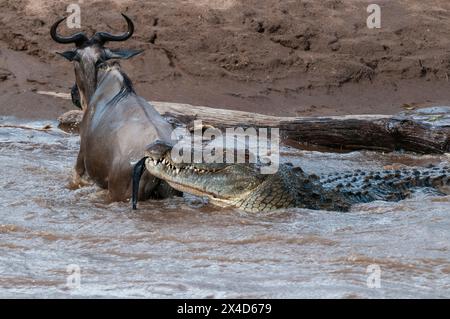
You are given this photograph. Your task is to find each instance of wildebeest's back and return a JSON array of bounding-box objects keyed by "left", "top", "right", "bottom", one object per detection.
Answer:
[{"left": 83, "top": 92, "right": 173, "bottom": 199}]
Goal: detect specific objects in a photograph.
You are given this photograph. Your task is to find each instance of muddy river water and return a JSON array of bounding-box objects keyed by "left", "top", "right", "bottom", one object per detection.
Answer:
[{"left": 0, "top": 117, "right": 449, "bottom": 298}]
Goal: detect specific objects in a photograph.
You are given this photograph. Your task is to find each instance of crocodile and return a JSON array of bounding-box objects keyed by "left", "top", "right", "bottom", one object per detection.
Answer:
[{"left": 132, "top": 141, "right": 450, "bottom": 212}]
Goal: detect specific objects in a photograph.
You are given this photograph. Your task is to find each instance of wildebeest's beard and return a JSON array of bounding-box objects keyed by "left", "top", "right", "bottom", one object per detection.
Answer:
[
  {"left": 50, "top": 14, "right": 143, "bottom": 110},
  {"left": 71, "top": 84, "right": 81, "bottom": 109}
]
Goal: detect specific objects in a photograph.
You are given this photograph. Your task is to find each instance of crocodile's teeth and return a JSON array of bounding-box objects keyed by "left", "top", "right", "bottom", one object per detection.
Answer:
[{"left": 176, "top": 168, "right": 180, "bottom": 174}]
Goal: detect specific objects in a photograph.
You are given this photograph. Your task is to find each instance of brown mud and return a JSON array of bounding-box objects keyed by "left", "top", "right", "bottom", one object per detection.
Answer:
[{"left": 2, "top": 0, "right": 450, "bottom": 119}]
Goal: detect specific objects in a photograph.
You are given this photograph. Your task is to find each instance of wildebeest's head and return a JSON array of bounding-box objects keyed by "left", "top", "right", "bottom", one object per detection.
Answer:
[{"left": 51, "top": 14, "right": 142, "bottom": 110}]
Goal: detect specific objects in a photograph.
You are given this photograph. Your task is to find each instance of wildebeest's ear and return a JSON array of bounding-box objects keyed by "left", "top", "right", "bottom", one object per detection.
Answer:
[
  {"left": 105, "top": 48, "right": 144, "bottom": 60},
  {"left": 57, "top": 50, "right": 79, "bottom": 61}
]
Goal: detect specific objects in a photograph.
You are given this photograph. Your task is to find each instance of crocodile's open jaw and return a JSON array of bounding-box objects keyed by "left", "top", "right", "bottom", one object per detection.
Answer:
[{"left": 143, "top": 142, "right": 267, "bottom": 204}]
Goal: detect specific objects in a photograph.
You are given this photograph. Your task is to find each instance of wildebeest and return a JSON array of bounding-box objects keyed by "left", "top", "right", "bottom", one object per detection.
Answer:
[{"left": 51, "top": 14, "right": 179, "bottom": 202}]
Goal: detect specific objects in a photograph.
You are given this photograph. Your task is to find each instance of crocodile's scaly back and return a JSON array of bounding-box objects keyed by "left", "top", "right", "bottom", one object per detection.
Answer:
[
  {"left": 226, "top": 164, "right": 450, "bottom": 212},
  {"left": 234, "top": 165, "right": 353, "bottom": 212},
  {"left": 320, "top": 165, "right": 450, "bottom": 205}
]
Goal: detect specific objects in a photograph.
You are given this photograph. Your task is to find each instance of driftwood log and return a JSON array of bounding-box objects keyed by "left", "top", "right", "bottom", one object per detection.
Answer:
[
  {"left": 153, "top": 103, "right": 450, "bottom": 154},
  {"left": 39, "top": 91, "right": 450, "bottom": 154}
]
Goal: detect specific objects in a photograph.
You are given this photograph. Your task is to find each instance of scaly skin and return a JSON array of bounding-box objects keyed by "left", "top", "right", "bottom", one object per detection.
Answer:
[{"left": 133, "top": 141, "right": 450, "bottom": 212}]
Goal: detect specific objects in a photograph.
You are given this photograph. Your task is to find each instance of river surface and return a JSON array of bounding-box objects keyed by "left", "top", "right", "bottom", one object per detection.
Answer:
[{"left": 0, "top": 117, "right": 449, "bottom": 298}]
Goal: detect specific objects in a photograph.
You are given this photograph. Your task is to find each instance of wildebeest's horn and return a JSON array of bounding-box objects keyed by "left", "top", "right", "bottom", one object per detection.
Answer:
[
  {"left": 94, "top": 14, "right": 134, "bottom": 43},
  {"left": 50, "top": 17, "right": 89, "bottom": 46}
]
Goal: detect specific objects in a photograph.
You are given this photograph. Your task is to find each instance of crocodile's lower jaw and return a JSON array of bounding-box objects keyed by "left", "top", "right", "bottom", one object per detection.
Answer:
[{"left": 165, "top": 180, "right": 218, "bottom": 200}]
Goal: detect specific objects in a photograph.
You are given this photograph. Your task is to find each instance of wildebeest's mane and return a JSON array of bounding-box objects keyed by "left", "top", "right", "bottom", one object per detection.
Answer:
[{"left": 119, "top": 70, "right": 135, "bottom": 94}]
